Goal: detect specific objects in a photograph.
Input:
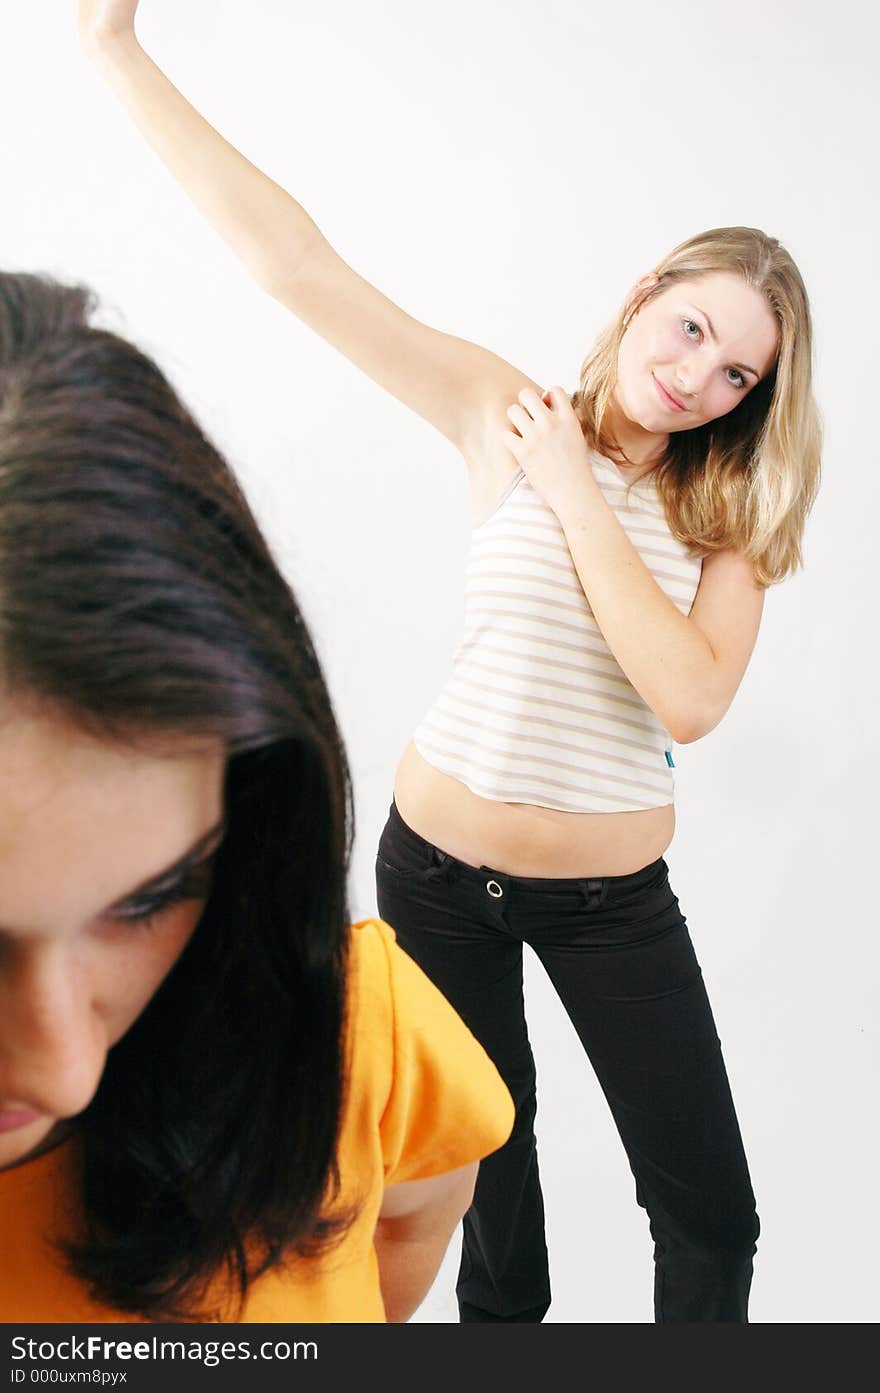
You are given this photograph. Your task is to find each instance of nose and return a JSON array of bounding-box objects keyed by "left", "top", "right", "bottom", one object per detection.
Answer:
[
  {"left": 674, "top": 352, "right": 717, "bottom": 401},
  {"left": 673, "top": 362, "right": 701, "bottom": 398},
  {"left": 0, "top": 944, "right": 106, "bottom": 1122}
]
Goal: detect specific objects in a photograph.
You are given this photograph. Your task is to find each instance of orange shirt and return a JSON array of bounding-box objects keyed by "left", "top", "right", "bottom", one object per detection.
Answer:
[{"left": 0, "top": 919, "right": 514, "bottom": 1322}]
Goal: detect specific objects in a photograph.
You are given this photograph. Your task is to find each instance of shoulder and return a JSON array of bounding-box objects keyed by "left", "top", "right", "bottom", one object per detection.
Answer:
[
  {"left": 347, "top": 917, "right": 401, "bottom": 1013},
  {"left": 344, "top": 919, "right": 397, "bottom": 1085},
  {"left": 348, "top": 915, "right": 395, "bottom": 965}
]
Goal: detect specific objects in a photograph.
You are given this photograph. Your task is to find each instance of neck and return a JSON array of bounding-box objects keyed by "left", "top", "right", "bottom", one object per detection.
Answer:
[{"left": 602, "top": 395, "right": 668, "bottom": 470}]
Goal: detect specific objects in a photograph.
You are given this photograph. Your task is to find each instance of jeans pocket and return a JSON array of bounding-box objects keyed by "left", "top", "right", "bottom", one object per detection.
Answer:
[{"left": 375, "top": 819, "right": 437, "bottom": 880}]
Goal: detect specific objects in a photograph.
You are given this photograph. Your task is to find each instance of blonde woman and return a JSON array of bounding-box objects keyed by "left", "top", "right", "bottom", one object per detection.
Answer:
[{"left": 81, "top": 0, "right": 821, "bottom": 1323}]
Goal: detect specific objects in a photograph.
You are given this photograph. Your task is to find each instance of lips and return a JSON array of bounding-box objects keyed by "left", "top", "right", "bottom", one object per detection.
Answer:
[
  {"left": 652, "top": 374, "right": 687, "bottom": 412},
  {"left": 0, "top": 1107, "right": 41, "bottom": 1134}
]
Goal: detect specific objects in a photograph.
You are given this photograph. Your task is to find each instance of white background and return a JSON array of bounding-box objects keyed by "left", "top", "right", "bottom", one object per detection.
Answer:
[{"left": 3, "top": 0, "right": 877, "bottom": 1322}]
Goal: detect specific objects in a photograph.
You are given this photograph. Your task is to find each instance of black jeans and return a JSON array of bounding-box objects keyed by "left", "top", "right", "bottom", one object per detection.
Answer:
[{"left": 375, "top": 800, "right": 759, "bottom": 1323}]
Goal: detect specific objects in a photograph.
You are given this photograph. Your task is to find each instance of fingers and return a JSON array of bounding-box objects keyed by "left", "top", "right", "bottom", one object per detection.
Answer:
[
  {"left": 506, "top": 387, "right": 551, "bottom": 439},
  {"left": 516, "top": 386, "right": 549, "bottom": 419},
  {"left": 545, "top": 385, "right": 572, "bottom": 413},
  {"left": 506, "top": 386, "right": 573, "bottom": 445},
  {"left": 508, "top": 385, "right": 571, "bottom": 422},
  {"left": 505, "top": 402, "right": 533, "bottom": 437}
]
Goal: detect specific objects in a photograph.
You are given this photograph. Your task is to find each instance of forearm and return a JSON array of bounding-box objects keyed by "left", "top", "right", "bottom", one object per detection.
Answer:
[
  {"left": 373, "top": 1218, "right": 454, "bottom": 1323},
  {"left": 85, "top": 32, "right": 325, "bottom": 289},
  {"left": 558, "top": 480, "right": 721, "bottom": 742}
]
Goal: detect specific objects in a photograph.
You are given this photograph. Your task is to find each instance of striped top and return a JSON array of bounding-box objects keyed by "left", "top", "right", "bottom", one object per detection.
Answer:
[{"left": 411, "top": 452, "right": 704, "bottom": 813}]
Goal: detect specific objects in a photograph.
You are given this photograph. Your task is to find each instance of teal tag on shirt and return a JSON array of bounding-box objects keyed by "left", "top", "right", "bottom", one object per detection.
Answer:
[{"left": 665, "top": 750, "right": 675, "bottom": 768}]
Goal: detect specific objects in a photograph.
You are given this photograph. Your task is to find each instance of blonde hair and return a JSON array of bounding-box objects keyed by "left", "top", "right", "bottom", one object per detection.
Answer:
[{"left": 571, "top": 227, "right": 821, "bottom": 586}]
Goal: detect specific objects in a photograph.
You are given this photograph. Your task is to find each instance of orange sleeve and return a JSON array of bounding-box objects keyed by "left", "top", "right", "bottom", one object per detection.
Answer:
[{"left": 366, "top": 920, "right": 515, "bottom": 1186}]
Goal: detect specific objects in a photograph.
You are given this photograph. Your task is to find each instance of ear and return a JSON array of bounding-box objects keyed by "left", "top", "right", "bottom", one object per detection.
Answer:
[{"left": 624, "top": 272, "right": 660, "bottom": 323}]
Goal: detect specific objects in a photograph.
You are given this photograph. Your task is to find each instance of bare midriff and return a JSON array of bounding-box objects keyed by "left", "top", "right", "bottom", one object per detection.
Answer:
[{"left": 393, "top": 740, "right": 675, "bottom": 879}]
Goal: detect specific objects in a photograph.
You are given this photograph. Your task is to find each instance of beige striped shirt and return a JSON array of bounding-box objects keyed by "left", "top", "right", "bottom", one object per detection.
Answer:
[{"left": 412, "top": 452, "right": 703, "bottom": 813}]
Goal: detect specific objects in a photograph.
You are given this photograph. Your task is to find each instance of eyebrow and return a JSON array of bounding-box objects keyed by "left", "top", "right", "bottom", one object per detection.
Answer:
[
  {"left": 690, "top": 306, "right": 760, "bottom": 379},
  {"left": 0, "top": 818, "right": 228, "bottom": 936}
]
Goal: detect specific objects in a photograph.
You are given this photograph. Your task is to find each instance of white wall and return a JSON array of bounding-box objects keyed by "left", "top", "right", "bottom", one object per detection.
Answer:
[{"left": 2, "top": 0, "right": 877, "bottom": 1321}]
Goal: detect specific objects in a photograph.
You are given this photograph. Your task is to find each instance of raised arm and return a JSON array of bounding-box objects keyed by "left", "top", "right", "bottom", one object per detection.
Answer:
[{"left": 78, "top": 1, "right": 533, "bottom": 456}]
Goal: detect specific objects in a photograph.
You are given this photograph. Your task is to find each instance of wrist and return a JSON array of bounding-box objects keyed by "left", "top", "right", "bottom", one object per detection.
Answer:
[
  {"left": 553, "top": 467, "right": 604, "bottom": 527},
  {"left": 81, "top": 27, "right": 141, "bottom": 69}
]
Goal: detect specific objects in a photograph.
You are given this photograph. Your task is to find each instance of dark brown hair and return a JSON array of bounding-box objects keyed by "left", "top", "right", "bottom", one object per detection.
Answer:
[{"left": 0, "top": 271, "right": 357, "bottom": 1318}]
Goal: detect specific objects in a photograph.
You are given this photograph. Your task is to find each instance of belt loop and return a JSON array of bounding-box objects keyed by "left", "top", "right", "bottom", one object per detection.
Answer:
[
  {"left": 424, "top": 847, "right": 452, "bottom": 883},
  {"left": 579, "top": 877, "right": 605, "bottom": 908}
]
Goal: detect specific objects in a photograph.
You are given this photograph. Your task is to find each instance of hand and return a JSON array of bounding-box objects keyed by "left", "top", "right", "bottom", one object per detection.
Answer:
[
  {"left": 77, "top": 0, "right": 140, "bottom": 52},
  {"left": 501, "top": 385, "right": 598, "bottom": 519}
]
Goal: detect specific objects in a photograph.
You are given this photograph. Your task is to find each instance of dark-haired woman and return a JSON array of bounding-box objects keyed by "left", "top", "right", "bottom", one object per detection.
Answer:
[
  {"left": 0, "top": 271, "right": 513, "bottom": 1322},
  {"left": 79, "top": 0, "right": 821, "bottom": 1324}
]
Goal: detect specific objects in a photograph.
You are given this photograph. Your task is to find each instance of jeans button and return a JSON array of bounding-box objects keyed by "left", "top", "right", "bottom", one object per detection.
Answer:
[{"left": 486, "top": 879, "right": 503, "bottom": 898}]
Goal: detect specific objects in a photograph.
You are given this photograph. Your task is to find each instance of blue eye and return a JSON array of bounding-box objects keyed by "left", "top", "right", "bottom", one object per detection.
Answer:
[
  {"left": 726, "top": 367, "right": 745, "bottom": 388},
  {"left": 683, "top": 319, "right": 701, "bottom": 339}
]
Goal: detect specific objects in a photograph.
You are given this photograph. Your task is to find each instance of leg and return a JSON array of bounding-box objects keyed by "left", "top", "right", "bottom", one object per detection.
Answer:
[
  {"left": 523, "top": 860, "right": 759, "bottom": 1322},
  {"left": 375, "top": 805, "right": 551, "bottom": 1321}
]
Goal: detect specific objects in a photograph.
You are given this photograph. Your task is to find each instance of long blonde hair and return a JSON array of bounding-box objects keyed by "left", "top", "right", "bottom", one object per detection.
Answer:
[{"left": 571, "top": 227, "right": 821, "bottom": 586}]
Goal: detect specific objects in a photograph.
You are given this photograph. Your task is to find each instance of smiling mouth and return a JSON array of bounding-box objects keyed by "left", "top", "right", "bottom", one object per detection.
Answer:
[{"left": 652, "top": 374, "right": 688, "bottom": 412}]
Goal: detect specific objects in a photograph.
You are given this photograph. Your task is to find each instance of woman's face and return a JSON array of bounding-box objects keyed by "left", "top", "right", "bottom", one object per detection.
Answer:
[
  {"left": 0, "top": 703, "right": 226, "bottom": 1169},
  {"left": 613, "top": 270, "right": 780, "bottom": 435}
]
